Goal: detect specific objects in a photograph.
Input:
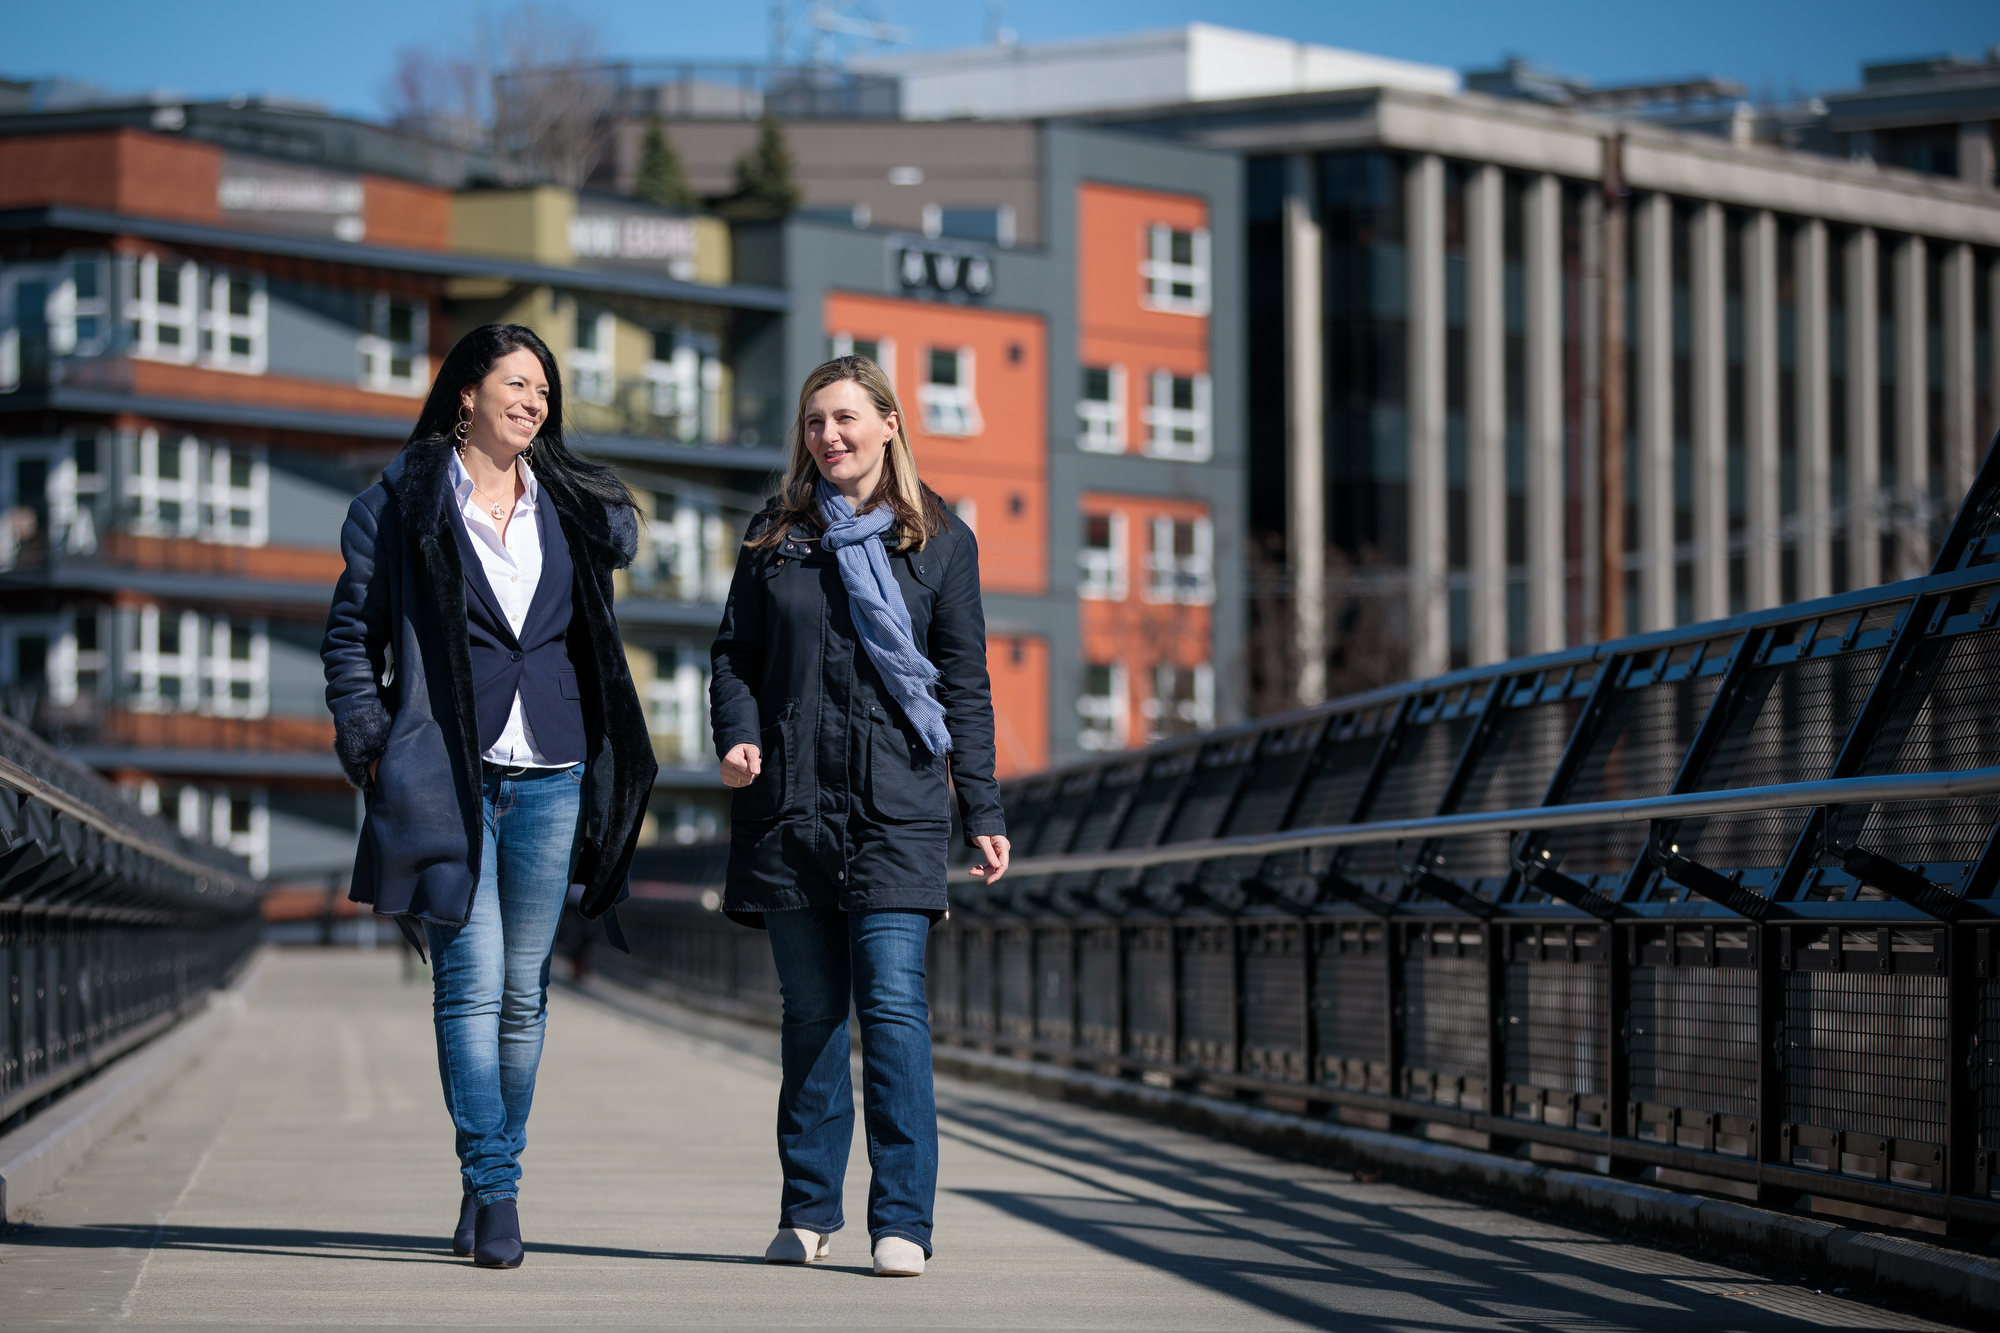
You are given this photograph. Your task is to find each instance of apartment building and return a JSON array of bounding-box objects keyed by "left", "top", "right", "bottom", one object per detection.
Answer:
[
  {"left": 0, "top": 108, "right": 788, "bottom": 879},
  {"left": 732, "top": 121, "right": 1245, "bottom": 772}
]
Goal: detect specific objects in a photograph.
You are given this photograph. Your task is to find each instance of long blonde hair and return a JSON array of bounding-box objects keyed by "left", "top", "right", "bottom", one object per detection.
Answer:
[{"left": 748, "top": 355, "right": 945, "bottom": 551}]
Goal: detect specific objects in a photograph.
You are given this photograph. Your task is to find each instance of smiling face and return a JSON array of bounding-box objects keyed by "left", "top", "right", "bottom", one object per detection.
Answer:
[
  {"left": 803, "top": 378, "right": 897, "bottom": 502},
  {"left": 459, "top": 348, "right": 549, "bottom": 460}
]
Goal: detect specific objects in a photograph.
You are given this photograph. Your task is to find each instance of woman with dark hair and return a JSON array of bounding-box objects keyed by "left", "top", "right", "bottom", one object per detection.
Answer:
[
  {"left": 321, "top": 324, "right": 656, "bottom": 1268},
  {"left": 710, "top": 356, "right": 1010, "bottom": 1278}
]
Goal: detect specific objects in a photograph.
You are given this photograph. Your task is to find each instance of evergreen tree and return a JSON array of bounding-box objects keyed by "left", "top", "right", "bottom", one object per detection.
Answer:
[
  {"left": 632, "top": 117, "right": 700, "bottom": 211},
  {"left": 723, "top": 114, "right": 801, "bottom": 220}
]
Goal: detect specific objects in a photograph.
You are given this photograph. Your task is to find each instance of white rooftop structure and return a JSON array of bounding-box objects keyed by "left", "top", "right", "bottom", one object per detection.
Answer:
[{"left": 856, "top": 23, "right": 1459, "bottom": 121}]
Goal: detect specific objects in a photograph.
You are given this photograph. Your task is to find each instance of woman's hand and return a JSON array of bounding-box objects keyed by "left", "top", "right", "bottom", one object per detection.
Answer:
[
  {"left": 721, "top": 742, "right": 762, "bottom": 788},
  {"left": 970, "top": 834, "right": 1011, "bottom": 885}
]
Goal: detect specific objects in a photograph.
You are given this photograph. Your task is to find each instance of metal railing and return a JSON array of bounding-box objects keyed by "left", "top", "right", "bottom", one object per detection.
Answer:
[
  {"left": 0, "top": 715, "right": 260, "bottom": 1130},
  {"left": 612, "top": 436, "right": 2000, "bottom": 1240}
]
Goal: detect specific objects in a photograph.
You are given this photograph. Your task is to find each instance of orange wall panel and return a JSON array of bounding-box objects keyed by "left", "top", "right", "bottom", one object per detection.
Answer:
[
  {"left": 364, "top": 176, "right": 453, "bottom": 251},
  {"left": 823, "top": 291, "right": 1048, "bottom": 595},
  {"left": 986, "top": 632, "right": 1049, "bottom": 778},
  {"left": 0, "top": 130, "right": 220, "bottom": 223},
  {"left": 1076, "top": 182, "right": 1210, "bottom": 456},
  {"left": 129, "top": 359, "right": 421, "bottom": 423}
]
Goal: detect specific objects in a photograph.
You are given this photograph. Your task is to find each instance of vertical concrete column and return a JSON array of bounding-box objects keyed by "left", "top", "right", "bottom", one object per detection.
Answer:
[
  {"left": 1960, "top": 120, "right": 1997, "bottom": 190},
  {"left": 1743, "top": 210, "right": 1781, "bottom": 609},
  {"left": 1465, "top": 164, "right": 1507, "bottom": 664},
  {"left": 1282, "top": 154, "right": 1327, "bottom": 705},
  {"left": 1406, "top": 154, "right": 1449, "bottom": 678},
  {"left": 1634, "top": 193, "right": 1674, "bottom": 630},
  {"left": 1846, "top": 228, "right": 1882, "bottom": 589},
  {"left": 1795, "top": 219, "right": 1833, "bottom": 601},
  {"left": 1690, "top": 202, "right": 1729, "bottom": 620},
  {"left": 1893, "top": 233, "right": 1929, "bottom": 577},
  {"left": 1941, "top": 242, "right": 1977, "bottom": 509},
  {"left": 1524, "top": 173, "right": 1565, "bottom": 653}
]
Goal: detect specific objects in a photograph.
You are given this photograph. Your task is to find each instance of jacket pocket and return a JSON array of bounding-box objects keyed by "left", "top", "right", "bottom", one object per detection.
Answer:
[
  {"left": 864, "top": 703, "right": 949, "bottom": 822},
  {"left": 731, "top": 711, "right": 791, "bottom": 822},
  {"left": 558, "top": 669, "right": 580, "bottom": 699}
]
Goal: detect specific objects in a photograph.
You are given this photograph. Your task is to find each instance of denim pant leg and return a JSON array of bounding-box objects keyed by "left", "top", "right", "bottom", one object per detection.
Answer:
[
  {"left": 426, "top": 766, "right": 580, "bottom": 1205},
  {"left": 765, "top": 904, "right": 855, "bottom": 1236},
  {"left": 850, "top": 910, "right": 938, "bottom": 1255}
]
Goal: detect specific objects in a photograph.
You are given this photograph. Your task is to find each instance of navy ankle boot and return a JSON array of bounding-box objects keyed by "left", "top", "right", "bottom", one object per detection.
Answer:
[
  {"left": 473, "top": 1198, "right": 524, "bottom": 1268},
  {"left": 452, "top": 1194, "right": 478, "bottom": 1257}
]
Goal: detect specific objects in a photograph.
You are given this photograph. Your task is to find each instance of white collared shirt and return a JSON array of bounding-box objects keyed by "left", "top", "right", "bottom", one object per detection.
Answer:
[{"left": 450, "top": 452, "right": 566, "bottom": 767}]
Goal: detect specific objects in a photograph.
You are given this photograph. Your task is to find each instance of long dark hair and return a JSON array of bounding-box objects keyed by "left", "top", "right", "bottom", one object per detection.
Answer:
[{"left": 409, "top": 323, "right": 633, "bottom": 513}]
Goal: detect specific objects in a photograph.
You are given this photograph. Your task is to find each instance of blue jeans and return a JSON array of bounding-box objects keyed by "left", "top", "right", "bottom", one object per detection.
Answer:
[
  {"left": 424, "top": 764, "right": 582, "bottom": 1205},
  {"left": 764, "top": 905, "right": 937, "bottom": 1255}
]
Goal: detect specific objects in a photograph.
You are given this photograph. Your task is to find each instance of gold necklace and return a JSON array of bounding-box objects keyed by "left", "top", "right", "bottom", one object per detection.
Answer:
[{"left": 469, "top": 481, "right": 511, "bottom": 521}]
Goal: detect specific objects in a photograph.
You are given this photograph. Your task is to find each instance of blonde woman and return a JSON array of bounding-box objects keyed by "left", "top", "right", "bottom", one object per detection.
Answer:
[{"left": 709, "top": 356, "right": 1010, "bottom": 1276}]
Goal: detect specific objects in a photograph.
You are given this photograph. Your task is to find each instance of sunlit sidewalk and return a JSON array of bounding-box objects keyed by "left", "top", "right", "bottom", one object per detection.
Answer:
[{"left": 0, "top": 948, "right": 1961, "bottom": 1331}]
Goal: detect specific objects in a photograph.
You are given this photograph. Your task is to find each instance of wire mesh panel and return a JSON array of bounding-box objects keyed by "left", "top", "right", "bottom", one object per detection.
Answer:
[
  {"left": 1344, "top": 707, "right": 1480, "bottom": 881},
  {"left": 929, "top": 926, "right": 963, "bottom": 1034},
  {"left": 1501, "top": 925, "right": 1608, "bottom": 1128},
  {"left": 1178, "top": 924, "right": 1236, "bottom": 1073},
  {"left": 1032, "top": 769, "right": 1101, "bottom": 857},
  {"left": 1437, "top": 693, "right": 1586, "bottom": 880},
  {"left": 1627, "top": 925, "right": 1759, "bottom": 1153},
  {"left": 1283, "top": 707, "right": 1399, "bottom": 884},
  {"left": 1401, "top": 924, "right": 1489, "bottom": 1106},
  {"left": 1078, "top": 926, "right": 1121, "bottom": 1056},
  {"left": 1782, "top": 938, "right": 1948, "bottom": 1168},
  {"left": 1227, "top": 719, "right": 1328, "bottom": 837},
  {"left": 962, "top": 925, "right": 995, "bottom": 1038},
  {"left": 1242, "top": 922, "right": 1307, "bottom": 1081},
  {"left": 1979, "top": 941, "right": 2000, "bottom": 1194},
  {"left": 1169, "top": 734, "right": 1260, "bottom": 842},
  {"left": 1034, "top": 927, "right": 1074, "bottom": 1047},
  {"left": 997, "top": 926, "right": 1033, "bottom": 1043},
  {"left": 1313, "top": 921, "right": 1388, "bottom": 1091},
  {"left": 1125, "top": 925, "right": 1174, "bottom": 1063}
]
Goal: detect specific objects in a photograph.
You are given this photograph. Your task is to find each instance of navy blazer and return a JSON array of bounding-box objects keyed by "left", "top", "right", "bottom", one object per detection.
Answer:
[{"left": 450, "top": 495, "right": 587, "bottom": 764}]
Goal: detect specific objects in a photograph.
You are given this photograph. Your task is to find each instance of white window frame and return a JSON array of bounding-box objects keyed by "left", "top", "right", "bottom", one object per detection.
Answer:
[
  {"left": 203, "top": 443, "right": 269, "bottom": 546},
  {"left": 126, "top": 604, "right": 201, "bottom": 713},
  {"left": 645, "top": 330, "right": 703, "bottom": 440},
  {"left": 1145, "top": 514, "right": 1215, "bottom": 606},
  {"left": 63, "top": 605, "right": 108, "bottom": 710},
  {"left": 1078, "top": 662, "right": 1128, "bottom": 752},
  {"left": 644, "top": 490, "right": 733, "bottom": 604},
  {"left": 1079, "top": 509, "right": 1128, "bottom": 602},
  {"left": 210, "top": 787, "right": 269, "bottom": 878},
  {"left": 918, "top": 345, "right": 981, "bottom": 438},
  {"left": 127, "top": 254, "right": 199, "bottom": 364},
  {"left": 1143, "top": 663, "right": 1215, "bottom": 742},
  {"left": 0, "top": 436, "right": 101, "bottom": 569},
  {"left": 46, "top": 254, "right": 111, "bottom": 356},
  {"left": 644, "top": 641, "right": 708, "bottom": 767},
  {"left": 829, "top": 331, "right": 896, "bottom": 386},
  {"left": 126, "top": 429, "right": 201, "bottom": 538},
  {"left": 358, "top": 292, "right": 428, "bottom": 394},
  {"left": 1140, "top": 224, "right": 1211, "bottom": 316},
  {"left": 570, "top": 308, "right": 616, "bottom": 406},
  {"left": 1142, "top": 370, "right": 1213, "bottom": 462},
  {"left": 202, "top": 269, "right": 267, "bottom": 373},
  {"left": 1077, "top": 363, "right": 1126, "bottom": 454},
  {"left": 204, "top": 616, "right": 269, "bottom": 718}
]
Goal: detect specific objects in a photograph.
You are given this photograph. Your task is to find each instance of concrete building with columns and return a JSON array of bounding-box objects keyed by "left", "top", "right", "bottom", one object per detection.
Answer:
[{"left": 1078, "top": 81, "right": 2000, "bottom": 702}]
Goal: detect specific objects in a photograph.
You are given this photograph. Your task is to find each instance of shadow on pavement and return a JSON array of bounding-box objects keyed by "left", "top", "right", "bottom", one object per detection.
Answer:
[{"left": 3, "top": 1224, "right": 770, "bottom": 1269}]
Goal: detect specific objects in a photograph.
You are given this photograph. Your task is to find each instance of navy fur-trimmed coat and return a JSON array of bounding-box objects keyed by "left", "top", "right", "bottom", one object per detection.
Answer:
[{"left": 320, "top": 438, "right": 656, "bottom": 930}]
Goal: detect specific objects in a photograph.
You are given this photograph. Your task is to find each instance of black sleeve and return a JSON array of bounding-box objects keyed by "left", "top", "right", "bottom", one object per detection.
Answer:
[
  {"left": 708, "top": 514, "right": 770, "bottom": 759},
  {"left": 321, "top": 491, "right": 396, "bottom": 788},
  {"left": 929, "top": 522, "right": 1005, "bottom": 842}
]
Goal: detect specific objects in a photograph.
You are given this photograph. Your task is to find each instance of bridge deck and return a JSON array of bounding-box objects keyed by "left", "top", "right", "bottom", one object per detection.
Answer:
[{"left": 1, "top": 949, "right": 1961, "bottom": 1332}]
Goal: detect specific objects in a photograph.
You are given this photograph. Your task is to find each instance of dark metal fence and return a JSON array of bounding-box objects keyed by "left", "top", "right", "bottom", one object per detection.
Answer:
[
  {"left": 0, "top": 716, "right": 260, "bottom": 1131},
  {"left": 616, "top": 438, "right": 2000, "bottom": 1241}
]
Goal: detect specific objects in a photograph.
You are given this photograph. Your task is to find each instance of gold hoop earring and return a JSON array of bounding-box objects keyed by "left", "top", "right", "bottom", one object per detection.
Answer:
[
  {"left": 455, "top": 403, "right": 473, "bottom": 445},
  {"left": 520, "top": 444, "right": 535, "bottom": 464}
]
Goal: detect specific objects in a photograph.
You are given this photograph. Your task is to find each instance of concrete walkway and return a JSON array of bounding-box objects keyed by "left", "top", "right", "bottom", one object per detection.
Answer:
[{"left": 0, "top": 948, "right": 1968, "bottom": 1331}]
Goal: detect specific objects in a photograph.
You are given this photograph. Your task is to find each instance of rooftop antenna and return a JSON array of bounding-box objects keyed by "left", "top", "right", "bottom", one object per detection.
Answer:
[
  {"left": 986, "top": 0, "right": 1015, "bottom": 48},
  {"left": 769, "top": 0, "right": 912, "bottom": 68}
]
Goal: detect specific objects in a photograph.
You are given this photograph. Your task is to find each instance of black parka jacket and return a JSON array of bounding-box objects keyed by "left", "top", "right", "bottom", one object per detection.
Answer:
[
  {"left": 320, "top": 439, "right": 657, "bottom": 932},
  {"left": 709, "top": 501, "right": 1006, "bottom": 921}
]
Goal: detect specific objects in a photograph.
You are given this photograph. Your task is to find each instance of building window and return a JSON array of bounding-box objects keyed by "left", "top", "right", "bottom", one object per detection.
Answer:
[
  {"left": 642, "top": 489, "right": 733, "bottom": 604},
  {"left": 127, "top": 430, "right": 201, "bottom": 537},
  {"left": 919, "top": 346, "right": 981, "bottom": 436},
  {"left": 1141, "top": 225, "right": 1211, "bottom": 315},
  {"left": 1146, "top": 515, "right": 1214, "bottom": 605},
  {"left": 646, "top": 328, "right": 704, "bottom": 441},
  {"left": 360, "top": 294, "right": 427, "bottom": 393},
  {"left": 1143, "top": 371, "right": 1212, "bottom": 461},
  {"left": 205, "top": 617, "right": 268, "bottom": 718},
  {"left": 950, "top": 496, "right": 977, "bottom": 532},
  {"left": 1078, "top": 663, "right": 1128, "bottom": 752},
  {"left": 127, "top": 255, "right": 198, "bottom": 363},
  {"left": 645, "top": 642, "right": 707, "bottom": 767},
  {"left": 1143, "top": 664, "right": 1213, "bottom": 742},
  {"left": 1077, "top": 365, "right": 1126, "bottom": 453},
  {"left": 571, "top": 307, "right": 615, "bottom": 405},
  {"left": 48, "top": 254, "right": 110, "bottom": 355},
  {"left": 211, "top": 788, "right": 268, "bottom": 878},
  {"left": 1079, "top": 510, "right": 1128, "bottom": 600},
  {"left": 204, "top": 444, "right": 268, "bottom": 546},
  {"left": 829, "top": 331, "right": 896, "bottom": 383},
  {"left": 126, "top": 604, "right": 200, "bottom": 712},
  {"left": 202, "top": 270, "right": 266, "bottom": 373},
  {"left": 66, "top": 606, "right": 105, "bottom": 708}
]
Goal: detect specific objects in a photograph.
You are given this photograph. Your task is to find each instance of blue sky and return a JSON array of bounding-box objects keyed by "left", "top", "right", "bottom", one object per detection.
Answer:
[{"left": 7, "top": 1, "right": 1994, "bottom": 119}]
